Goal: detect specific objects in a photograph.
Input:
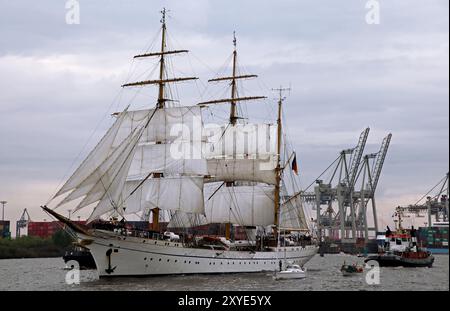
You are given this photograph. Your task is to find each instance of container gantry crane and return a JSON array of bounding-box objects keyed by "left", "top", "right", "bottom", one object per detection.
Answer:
[
  {"left": 353, "top": 133, "right": 392, "bottom": 241},
  {"left": 16, "top": 208, "right": 31, "bottom": 237},
  {"left": 396, "top": 172, "right": 449, "bottom": 227}
]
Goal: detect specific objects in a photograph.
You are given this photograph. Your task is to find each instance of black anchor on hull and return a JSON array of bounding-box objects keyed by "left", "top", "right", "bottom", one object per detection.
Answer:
[{"left": 105, "top": 248, "right": 117, "bottom": 274}]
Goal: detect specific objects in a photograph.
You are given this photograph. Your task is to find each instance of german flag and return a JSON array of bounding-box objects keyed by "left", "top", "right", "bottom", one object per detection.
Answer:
[{"left": 292, "top": 153, "right": 298, "bottom": 175}]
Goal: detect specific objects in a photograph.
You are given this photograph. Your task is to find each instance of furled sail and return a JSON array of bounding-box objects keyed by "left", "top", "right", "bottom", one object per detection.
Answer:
[{"left": 204, "top": 182, "right": 275, "bottom": 226}]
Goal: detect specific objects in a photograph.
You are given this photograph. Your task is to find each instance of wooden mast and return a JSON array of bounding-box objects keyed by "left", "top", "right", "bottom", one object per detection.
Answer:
[
  {"left": 230, "top": 32, "right": 238, "bottom": 125},
  {"left": 122, "top": 8, "right": 198, "bottom": 232},
  {"left": 201, "top": 32, "right": 266, "bottom": 240},
  {"left": 273, "top": 87, "right": 290, "bottom": 240},
  {"left": 226, "top": 32, "right": 238, "bottom": 239},
  {"left": 153, "top": 8, "right": 168, "bottom": 231},
  {"left": 157, "top": 8, "right": 167, "bottom": 109},
  {"left": 197, "top": 32, "right": 266, "bottom": 108}
]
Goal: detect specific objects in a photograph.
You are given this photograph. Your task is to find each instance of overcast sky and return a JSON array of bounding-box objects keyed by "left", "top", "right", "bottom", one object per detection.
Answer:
[{"left": 0, "top": 0, "right": 448, "bottom": 236}]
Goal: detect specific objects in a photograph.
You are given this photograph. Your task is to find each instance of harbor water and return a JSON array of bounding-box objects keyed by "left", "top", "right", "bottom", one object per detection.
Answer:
[{"left": 0, "top": 254, "right": 447, "bottom": 291}]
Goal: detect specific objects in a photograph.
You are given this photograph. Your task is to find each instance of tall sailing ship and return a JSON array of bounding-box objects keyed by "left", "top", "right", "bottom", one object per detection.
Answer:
[{"left": 43, "top": 9, "right": 318, "bottom": 277}]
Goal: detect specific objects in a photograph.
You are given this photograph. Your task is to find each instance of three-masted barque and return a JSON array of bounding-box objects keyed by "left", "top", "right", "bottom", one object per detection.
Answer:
[{"left": 43, "top": 9, "right": 318, "bottom": 277}]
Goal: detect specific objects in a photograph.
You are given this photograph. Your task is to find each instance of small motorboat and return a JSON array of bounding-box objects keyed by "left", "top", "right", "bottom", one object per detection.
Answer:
[
  {"left": 274, "top": 264, "right": 307, "bottom": 280},
  {"left": 340, "top": 263, "right": 364, "bottom": 276}
]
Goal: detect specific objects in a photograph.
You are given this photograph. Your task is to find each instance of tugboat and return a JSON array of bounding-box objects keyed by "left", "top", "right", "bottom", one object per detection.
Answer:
[
  {"left": 63, "top": 243, "right": 97, "bottom": 270},
  {"left": 365, "top": 207, "right": 434, "bottom": 267}
]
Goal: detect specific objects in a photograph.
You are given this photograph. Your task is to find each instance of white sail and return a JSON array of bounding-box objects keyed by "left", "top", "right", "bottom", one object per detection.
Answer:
[
  {"left": 120, "top": 106, "right": 206, "bottom": 215},
  {"left": 86, "top": 138, "right": 139, "bottom": 222},
  {"left": 203, "top": 123, "right": 277, "bottom": 186},
  {"left": 206, "top": 157, "right": 277, "bottom": 185},
  {"left": 56, "top": 129, "right": 138, "bottom": 207},
  {"left": 279, "top": 196, "right": 309, "bottom": 231},
  {"left": 204, "top": 183, "right": 275, "bottom": 226},
  {"left": 204, "top": 123, "right": 277, "bottom": 157},
  {"left": 128, "top": 142, "right": 207, "bottom": 179},
  {"left": 116, "top": 106, "right": 203, "bottom": 144},
  {"left": 54, "top": 108, "right": 128, "bottom": 197},
  {"left": 124, "top": 176, "right": 204, "bottom": 214},
  {"left": 74, "top": 127, "right": 143, "bottom": 213}
]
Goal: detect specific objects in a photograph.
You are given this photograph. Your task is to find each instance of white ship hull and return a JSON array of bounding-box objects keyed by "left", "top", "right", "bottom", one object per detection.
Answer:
[{"left": 78, "top": 231, "right": 318, "bottom": 277}]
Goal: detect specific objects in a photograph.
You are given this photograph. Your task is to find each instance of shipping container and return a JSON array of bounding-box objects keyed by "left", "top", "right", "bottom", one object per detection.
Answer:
[{"left": 0, "top": 220, "right": 11, "bottom": 238}]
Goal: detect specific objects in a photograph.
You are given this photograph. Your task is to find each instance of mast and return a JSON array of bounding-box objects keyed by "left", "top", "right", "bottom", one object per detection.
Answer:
[
  {"left": 197, "top": 32, "right": 266, "bottom": 113},
  {"left": 157, "top": 8, "right": 167, "bottom": 108},
  {"left": 121, "top": 8, "right": 198, "bottom": 231},
  {"left": 201, "top": 32, "right": 266, "bottom": 240},
  {"left": 230, "top": 32, "right": 238, "bottom": 125},
  {"left": 121, "top": 8, "right": 198, "bottom": 107},
  {"left": 273, "top": 87, "right": 290, "bottom": 239}
]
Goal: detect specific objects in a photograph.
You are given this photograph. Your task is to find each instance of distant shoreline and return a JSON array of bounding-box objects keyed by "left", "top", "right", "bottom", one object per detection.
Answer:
[{"left": 0, "top": 231, "right": 72, "bottom": 260}]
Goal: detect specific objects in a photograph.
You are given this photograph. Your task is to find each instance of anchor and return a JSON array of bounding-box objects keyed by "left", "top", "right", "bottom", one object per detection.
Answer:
[{"left": 105, "top": 249, "right": 117, "bottom": 274}]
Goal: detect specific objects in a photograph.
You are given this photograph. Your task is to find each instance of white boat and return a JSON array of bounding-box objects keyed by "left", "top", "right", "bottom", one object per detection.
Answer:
[
  {"left": 274, "top": 264, "right": 307, "bottom": 280},
  {"left": 42, "top": 8, "right": 318, "bottom": 277}
]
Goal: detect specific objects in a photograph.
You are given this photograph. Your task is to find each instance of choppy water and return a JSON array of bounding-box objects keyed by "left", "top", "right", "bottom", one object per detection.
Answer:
[{"left": 0, "top": 254, "right": 448, "bottom": 291}]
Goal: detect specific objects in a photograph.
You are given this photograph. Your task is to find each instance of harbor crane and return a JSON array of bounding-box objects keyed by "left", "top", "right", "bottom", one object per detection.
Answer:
[
  {"left": 299, "top": 129, "right": 392, "bottom": 245},
  {"left": 298, "top": 128, "right": 369, "bottom": 240},
  {"left": 395, "top": 172, "right": 449, "bottom": 227},
  {"left": 16, "top": 208, "right": 31, "bottom": 237},
  {"left": 352, "top": 133, "right": 392, "bottom": 241}
]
